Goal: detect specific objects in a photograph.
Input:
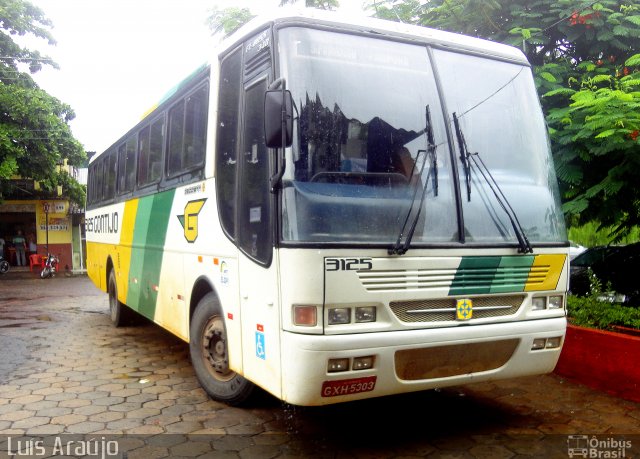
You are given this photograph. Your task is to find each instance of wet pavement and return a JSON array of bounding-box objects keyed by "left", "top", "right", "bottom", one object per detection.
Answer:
[{"left": 0, "top": 270, "right": 638, "bottom": 458}]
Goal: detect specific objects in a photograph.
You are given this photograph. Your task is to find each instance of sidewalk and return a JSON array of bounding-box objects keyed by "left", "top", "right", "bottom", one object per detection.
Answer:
[{"left": 0, "top": 266, "right": 85, "bottom": 281}]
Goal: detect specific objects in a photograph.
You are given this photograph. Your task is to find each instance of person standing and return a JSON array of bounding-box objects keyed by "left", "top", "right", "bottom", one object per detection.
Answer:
[{"left": 13, "top": 230, "right": 26, "bottom": 266}]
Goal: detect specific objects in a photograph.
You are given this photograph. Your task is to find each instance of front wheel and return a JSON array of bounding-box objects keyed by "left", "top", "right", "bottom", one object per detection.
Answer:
[
  {"left": 190, "top": 292, "right": 255, "bottom": 406},
  {"left": 40, "top": 267, "right": 51, "bottom": 279},
  {"left": 108, "top": 270, "right": 135, "bottom": 327},
  {"left": 0, "top": 260, "right": 8, "bottom": 274}
]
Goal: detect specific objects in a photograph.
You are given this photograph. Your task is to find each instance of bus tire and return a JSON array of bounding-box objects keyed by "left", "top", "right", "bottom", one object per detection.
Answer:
[
  {"left": 190, "top": 292, "right": 255, "bottom": 406},
  {"left": 108, "top": 270, "right": 134, "bottom": 327}
]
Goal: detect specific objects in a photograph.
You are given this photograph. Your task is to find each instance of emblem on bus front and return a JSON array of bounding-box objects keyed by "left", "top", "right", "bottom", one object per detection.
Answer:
[{"left": 456, "top": 299, "right": 473, "bottom": 320}]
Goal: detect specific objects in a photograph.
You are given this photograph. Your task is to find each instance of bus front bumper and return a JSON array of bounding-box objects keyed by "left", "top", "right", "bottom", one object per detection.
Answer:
[{"left": 280, "top": 317, "right": 566, "bottom": 406}]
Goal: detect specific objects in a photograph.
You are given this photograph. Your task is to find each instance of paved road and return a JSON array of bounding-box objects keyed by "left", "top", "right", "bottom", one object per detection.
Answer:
[{"left": 0, "top": 273, "right": 638, "bottom": 458}]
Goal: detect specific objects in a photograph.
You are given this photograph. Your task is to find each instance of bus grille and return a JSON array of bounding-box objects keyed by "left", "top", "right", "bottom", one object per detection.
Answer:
[
  {"left": 358, "top": 266, "right": 534, "bottom": 292},
  {"left": 389, "top": 295, "right": 524, "bottom": 323}
]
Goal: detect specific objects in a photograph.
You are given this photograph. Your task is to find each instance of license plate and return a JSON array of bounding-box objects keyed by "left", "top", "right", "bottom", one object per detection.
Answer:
[{"left": 321, "top": 376, "right": 377, "bottom": 397}]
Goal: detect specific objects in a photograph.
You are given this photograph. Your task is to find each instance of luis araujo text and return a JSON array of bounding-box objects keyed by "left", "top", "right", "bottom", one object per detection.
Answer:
[{"left": 3, "top": 436, "right": 120, "bottom": 458}]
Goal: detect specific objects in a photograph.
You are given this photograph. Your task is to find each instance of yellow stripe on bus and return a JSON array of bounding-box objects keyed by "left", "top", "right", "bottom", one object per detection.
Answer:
[
  {"left": 524, "top": 254, "right": 566, "bottom": 291},
  {"left": 117, "top": 199, "right": 139, "bottom": 302}
]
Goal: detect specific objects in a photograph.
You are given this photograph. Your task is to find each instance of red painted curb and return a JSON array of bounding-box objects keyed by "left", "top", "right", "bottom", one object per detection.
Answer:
[{"left": 554, "top": 324, "right": 640, "bottom": 403}]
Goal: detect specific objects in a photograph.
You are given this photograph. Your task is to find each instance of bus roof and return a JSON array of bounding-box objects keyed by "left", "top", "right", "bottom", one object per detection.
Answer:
[{"left": 220, "top": 7, "right": 529, "bottom": 66}]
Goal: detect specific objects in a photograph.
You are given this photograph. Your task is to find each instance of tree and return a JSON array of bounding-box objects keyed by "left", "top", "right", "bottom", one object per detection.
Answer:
[
  {"left": 279, "top": 0, "right": 339, "bottom": 9},
  {"left": 206, "top": 6, "right": 255, "bottom": 37},
  {"left": 368, "top": 0, "right": 640, "bottom": 238},
  {"left": 207, "top": 0, "right": 340, "bottom": 38},
  {"left": 0, "top": 0, "right": 86, "bottom": 205}
]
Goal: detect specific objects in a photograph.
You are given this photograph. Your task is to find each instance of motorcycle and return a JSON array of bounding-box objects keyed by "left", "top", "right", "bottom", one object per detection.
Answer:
[
  {"left": 40, "top": 253, "right": 59, "bottom": 279},
  {"left": 0, "top": 256, "right": 9, "bottom": 274}
]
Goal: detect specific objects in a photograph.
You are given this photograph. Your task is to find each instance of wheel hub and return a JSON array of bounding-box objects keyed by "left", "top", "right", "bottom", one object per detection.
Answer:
[{"left": 203, "top": 320, "right": 229, "bottom": 376}]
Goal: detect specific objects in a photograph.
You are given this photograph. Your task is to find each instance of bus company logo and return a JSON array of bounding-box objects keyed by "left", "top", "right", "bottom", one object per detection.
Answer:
[
  {"left": 177, "top": 198, "right": 207, "bottom": 243},
  {"left": 456, "top": 299, "right": 473, "bottom": 320},
  {"left": 86, "top": 212, "right": 119, "bottom": 234},
  {"left": 567, "top": 435, "right": 632, "bottom": 458}
]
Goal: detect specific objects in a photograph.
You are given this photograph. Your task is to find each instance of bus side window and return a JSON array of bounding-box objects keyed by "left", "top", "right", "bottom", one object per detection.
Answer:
[
  {"left": 125, "top": 136, "right": 137, "bottom": 191},
  {"left": 87, "top": 166, "right": 94, "bottom": 205},
  {"left": 167, "top": 83, "right": 208, "bottom": 178},
  {"left": 104, "top": 149, "right": 117, "bottom": 200},
  {"left": 167, "top": 101, "right": 185, "bottom": 176},
  {"left": 117, "top": 143, "right": 127, "bottom": 193},
  {"left": 138, "top": 126, "right": 150, "bottom": 186},
  {"left": 184, "top": 85, "right": 208, "bottom": 169},
  {"left": 149, "top": 117, "right": 165, "bottom": 182},
  {"left": 239, "top": 78, "right": 271, "bottom": 266},
  {"left": 96, "top": 158, "right": 104, "bottom": 202},
  {"left": 216, "top": 47, "right": 242, "bottom": 239}
]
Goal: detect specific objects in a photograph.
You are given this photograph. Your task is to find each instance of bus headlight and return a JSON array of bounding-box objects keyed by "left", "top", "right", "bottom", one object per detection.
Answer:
[
  {"left": 532, "top": 297, "right": 546, "bottom": 311},
  {"left": 328, "top": 308, "right": 350, "bottom": 325},
  {"left": 355, "top": 306, "right": 376, "bottom": 323},
  {"left": 548, "top": 296, "right": 563, "bottom": 309},
  {"left": 531, "top": 295, "right": 564, "bottom": 311}
]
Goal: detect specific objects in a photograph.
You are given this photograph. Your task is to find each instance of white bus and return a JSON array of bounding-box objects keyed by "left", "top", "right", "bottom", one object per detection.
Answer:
[{"left": 86, "top": 9, "right": 569, "bottom": 406}]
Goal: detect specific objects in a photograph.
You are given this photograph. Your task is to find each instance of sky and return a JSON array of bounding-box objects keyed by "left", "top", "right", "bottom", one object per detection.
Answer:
[{"left": 26, "top": 0, "right": 369, "bottom": 155}]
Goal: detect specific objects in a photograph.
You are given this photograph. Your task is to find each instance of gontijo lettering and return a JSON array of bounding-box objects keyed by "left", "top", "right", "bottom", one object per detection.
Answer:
[{"left": 86, "top": 212, "right": 119, "bottom": 234}]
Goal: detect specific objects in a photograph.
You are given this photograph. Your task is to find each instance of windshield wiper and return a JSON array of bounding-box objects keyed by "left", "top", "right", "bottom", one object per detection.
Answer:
[
  {"left": 452, "top": 112, "right": 533, "bottom": 254},
  {"left": 389, "top": 105, "right": 437, "bottom": 255}
]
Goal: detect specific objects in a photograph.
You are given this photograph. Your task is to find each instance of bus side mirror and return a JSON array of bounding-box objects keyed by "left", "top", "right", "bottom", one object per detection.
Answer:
[{"left": 264, "top": 89, "right": 293, "bottom": 148}]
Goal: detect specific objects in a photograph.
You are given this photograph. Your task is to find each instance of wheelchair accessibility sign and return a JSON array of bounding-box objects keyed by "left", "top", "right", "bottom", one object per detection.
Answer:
[{"left": 255, "top": 324, "right": 266, "bottom": 360}]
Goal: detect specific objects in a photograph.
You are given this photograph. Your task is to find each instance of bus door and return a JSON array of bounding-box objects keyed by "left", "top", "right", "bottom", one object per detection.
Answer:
[{"left": 237, "top": 74, "right": 282, "bottom": 398}]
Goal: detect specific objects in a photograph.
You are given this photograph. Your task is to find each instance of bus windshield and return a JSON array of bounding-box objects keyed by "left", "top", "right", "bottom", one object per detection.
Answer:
[{"left": 278, "top": 27, "right": 566, "bottom": 247}]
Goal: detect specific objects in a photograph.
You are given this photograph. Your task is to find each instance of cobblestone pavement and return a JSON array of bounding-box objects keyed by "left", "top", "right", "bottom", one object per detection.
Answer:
[{"left": 0, "top": 272, "right": 638, "bottom": 458}]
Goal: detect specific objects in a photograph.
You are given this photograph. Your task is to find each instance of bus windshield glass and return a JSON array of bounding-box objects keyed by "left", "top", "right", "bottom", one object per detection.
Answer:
[{"left": 278, "top": 27, "right": 566, "bottom": 246}]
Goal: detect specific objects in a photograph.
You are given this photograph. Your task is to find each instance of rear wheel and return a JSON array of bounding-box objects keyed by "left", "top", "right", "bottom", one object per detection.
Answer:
[
  {"left": 108, "top": 270, "right": 135, "bottom": 327},
  {"left": 190, "top": 292, "right": 255, "bottom": 405},
  {"left": 0, "top": 260, "right": 8, "bottom": 274}
]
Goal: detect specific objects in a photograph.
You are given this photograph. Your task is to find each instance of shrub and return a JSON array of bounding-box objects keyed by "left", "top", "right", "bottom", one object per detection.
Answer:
[
  {"left": 567, "top": 269, "right": 640, "bottom": 331},
  {"left": 568, "top": 296, "right": 640, "bottom": 331}
]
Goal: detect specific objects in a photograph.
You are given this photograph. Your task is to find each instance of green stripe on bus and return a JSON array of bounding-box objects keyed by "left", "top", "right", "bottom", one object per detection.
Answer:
[
  {"left": 127, "top": 189, "right": 176, "bottom": 318},
  {"left": 490, "top": 256, "right": 535, "bottom": 294},
  {"left": 449, "top": 256, "right": 535, "bottom": 296}
]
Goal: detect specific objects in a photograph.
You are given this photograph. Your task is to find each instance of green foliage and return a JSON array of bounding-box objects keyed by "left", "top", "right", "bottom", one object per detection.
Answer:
[
  {"left": 568, "top": 270, "right": 640, "bottom": 330},
  {"left": 0, "top": 0, "right": 86, "bottom": 204},
  {"left": 206, "top": 6, "right": 255, "bottom": 37},
  {"left": 279, "top": 0, "right": 339, "bottom": 9},
  {"left": 367, "top": 0, "right": 640, "bottom": 238},
  {"left": 568, "top": 221, "right": 640, "bottom": 246},
  {"left": 55, "top": 170, "right": 85, "bottom": 208},
  {"left": 207, "top": 0, "right": 340, "bottom": 38},
  {"left": 568, "top": 295, "right": 640, "bottom": 330}
]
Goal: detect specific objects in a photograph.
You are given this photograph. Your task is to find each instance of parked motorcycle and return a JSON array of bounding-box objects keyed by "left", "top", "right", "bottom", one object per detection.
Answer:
[
  {"left": 40, "top": 253, "right": 59, "bottom": 279},
  {"left": 0, "top": 256, "right": 9, "bottom": 274}
]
